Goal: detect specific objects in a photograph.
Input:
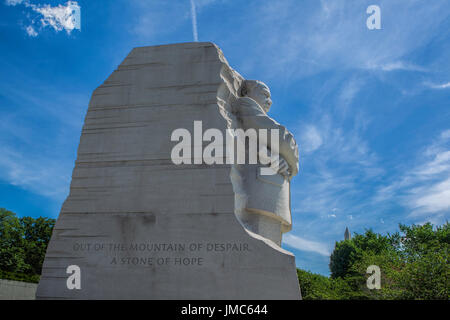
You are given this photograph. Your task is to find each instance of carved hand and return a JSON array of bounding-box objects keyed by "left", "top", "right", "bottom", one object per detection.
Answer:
[{"left": 276, "top": 157, "right": 290, "bottom": 178}]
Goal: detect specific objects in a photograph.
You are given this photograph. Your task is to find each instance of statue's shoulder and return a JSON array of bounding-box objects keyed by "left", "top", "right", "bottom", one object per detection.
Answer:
[{"left": 232, "top": 96, "right": 265, "bottom": 115}]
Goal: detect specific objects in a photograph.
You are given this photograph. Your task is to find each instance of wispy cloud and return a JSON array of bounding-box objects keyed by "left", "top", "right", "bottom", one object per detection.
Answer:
[
  {"left": 291, "top": 110, "right": 383, "bottom": 241},
  {"left": 407, "top": 132, "right": 450, "bottom": 220},
  {"left": 299, "top": 125, "right": 322, "bottom": 154},
  {"left": 284, "top": 234, "right": 331, "bottom": 256},
  {"left": 32, "top": 1, "right": 80, "bottom": 34},
  {"left": 411, "top": 178, "right": 450, "bottom": 218},
  {"left": 5, "top": 0, "right": 24, "bottom": 5},
  {"left": 5, "top": 0, "right": 80, "bottom": 36},
  {"left": 190, "top": 0, "right": 198, "bottom": 42},
  {"left": 128, "top": 0, "right": 218, "bottom": 42},
  {"left": 373, "top": 129, "right": 450, "bottom": 224},
  {"left": 424, "top": 82, "right": 450, "bottom": 89},
  {"left": 0, "top": 146, "right": 72, "bottom": 199},
  {"left": 232, "top": 0, "right": 448, "bottom": 80},
  {"left": 0, "top": 64, "right": 87, "bottom": 201},
  {"left": 288, "top": 71, "right": 386, "bottom": 243},
  {"left": 366, "top": 61, "right": 428, "bottom": 72},
  {"left": 25, "top": 25, "right": 37, "bottom": 37}
]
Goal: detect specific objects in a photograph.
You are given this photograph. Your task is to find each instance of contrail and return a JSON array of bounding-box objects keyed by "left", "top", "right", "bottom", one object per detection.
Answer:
[{"left": 190, "top": 0, "right": 198, "bottom": 42}]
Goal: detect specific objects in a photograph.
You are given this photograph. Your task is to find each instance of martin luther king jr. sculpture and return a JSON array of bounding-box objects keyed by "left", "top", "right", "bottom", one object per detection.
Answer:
[
  {"left": 231, "top": 80, "right": 299, "bottom": 246},
  {"left": 37, "top": 43, "right": 302, "bottom": 299}
]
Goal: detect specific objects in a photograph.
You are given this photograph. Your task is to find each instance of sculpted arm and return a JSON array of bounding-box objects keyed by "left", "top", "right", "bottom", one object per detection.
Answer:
[{"left": 234, "top": 97, "right": 299, "bottom": 177}]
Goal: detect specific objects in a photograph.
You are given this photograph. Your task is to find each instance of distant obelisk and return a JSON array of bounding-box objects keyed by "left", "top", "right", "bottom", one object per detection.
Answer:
[{"left": 344, "top": 227, "right": 351, "bottom": 240}]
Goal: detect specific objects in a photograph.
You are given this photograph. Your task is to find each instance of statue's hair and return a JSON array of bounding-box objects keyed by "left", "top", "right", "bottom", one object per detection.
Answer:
[{"left": 239, "top": 80, "right": 267, "bottom": 97}]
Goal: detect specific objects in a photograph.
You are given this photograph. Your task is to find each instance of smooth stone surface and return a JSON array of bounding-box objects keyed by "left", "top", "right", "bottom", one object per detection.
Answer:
[{"left": 0, "top": 279, "right": 37, "bottom": 300}]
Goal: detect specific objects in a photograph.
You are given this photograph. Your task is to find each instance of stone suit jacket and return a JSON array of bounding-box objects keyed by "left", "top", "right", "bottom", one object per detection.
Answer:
[{"left": 232, "top": 96, "right": 299, "bottom": 178}]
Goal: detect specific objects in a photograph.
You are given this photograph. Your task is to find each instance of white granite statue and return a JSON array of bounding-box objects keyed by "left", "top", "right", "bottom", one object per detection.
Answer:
[
  {"left": 37, "top": 43, "right": 302, "bottom": 299},
  {"left": 232, "top": 80, "right": 299, "bottom": 246}
]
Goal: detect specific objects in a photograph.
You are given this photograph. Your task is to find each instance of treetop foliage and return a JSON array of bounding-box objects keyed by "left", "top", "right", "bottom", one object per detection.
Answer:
[
  {"left": 0, "top": 208, "right": 55, "bottom": 283},
  {"left": 320, "top": 222, "right": 449, "bottom": 299}
]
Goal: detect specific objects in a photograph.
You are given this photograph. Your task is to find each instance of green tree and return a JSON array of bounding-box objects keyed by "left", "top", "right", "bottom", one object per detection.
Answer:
[
  {"left": 0, "top": 208, "right": 55, "bottom": 282},
  {"left": 20, "top": 216, "right": 55, "bottom": 275},
  {"left": 329, "top": 240, "right": 357, "bottom": 279},
  {"left": 329, "top": 230, "right": 392, "bottom": 280},
  {"left": 329, "top": 222, "right": 449, "bottom": 300},
  {"left": 297, "top": 268, "right": 352, "bottom": 300},
  {"left": 392, "top": 223, "right": 449, "bottom": 299},
  {"left": 348, "top": 246, "right": 405, "bottom": 299},
  {"left": 0, "top": 208, "right": 26, "bottom": 273}
]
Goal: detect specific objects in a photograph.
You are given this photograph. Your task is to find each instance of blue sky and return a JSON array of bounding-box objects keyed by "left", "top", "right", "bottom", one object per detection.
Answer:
[{"left": 1, "top": 0, "right": 449, "bottom": 276}]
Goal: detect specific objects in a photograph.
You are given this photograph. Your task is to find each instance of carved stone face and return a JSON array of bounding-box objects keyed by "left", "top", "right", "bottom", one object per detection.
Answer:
[{"left": 247, "top": 83, "right": 272, "bottom": 113}]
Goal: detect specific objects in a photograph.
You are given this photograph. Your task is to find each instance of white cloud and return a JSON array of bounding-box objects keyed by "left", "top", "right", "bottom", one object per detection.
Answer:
[
  {"left": 0, "top": 146, "right": 71, "bottom": 199},
  {"left": 292, "top": 107, "right": 382, "bottom": 236},
  {"left": 425, "top": 82, "right": 450, "bottom": 89},
  {"left": 300, "top": 113, "right": 379, "bottom": 171},
  {"left": 366, "top": 61, "right": 428, "bottom": 72},
  {"left": 374, "top": 129, "right": 450, "bottom": 222},
  {"left": 235, "top": 0, "right": 448, "bottom": 80},
  {"left": 407, "top": 141, "right": 450, "bottom": 219},
  {"left": 32, "top": 1, "right": 80, "bottom": 34},
  {"left": 336, "top": 77, "right": 365, "bottom": 117},
  {"left": 284, "top": 234, "right": 331, "bottom": 256},
  {"left": 5, "top": 0, "right": 24, "bottom": 6},
  {"left": 190, "top": 0, "right": 198, "bottom": 42},
  {"left": 339, "top": 78, "right": 361, "bottom": 105},
  {"left": 415, "top": 151, "right": 450, "bottom": 176},
  {"left": 25, "top": 25, "right": 37, "bottom": 37},
  {"left": 0, "top": 70, "right": 88, "bottom": 202},
  {"left": 5, "top": 0, "right": 80, "bottom": 35},
  {"left": 441, "top": 130, "right": 450, "bottom": 139},
  {"left": 300, "top": 125, "right": 323, "bottom": 153},
  {"left": 411, "top": 178, "right": 450, "bottom": 216}
]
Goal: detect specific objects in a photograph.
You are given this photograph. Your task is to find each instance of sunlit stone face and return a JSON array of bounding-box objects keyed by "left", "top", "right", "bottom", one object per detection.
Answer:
[{"left": 247, "top": 83, "right": 272, "bottom": 113}]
